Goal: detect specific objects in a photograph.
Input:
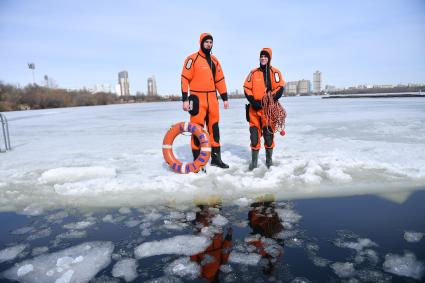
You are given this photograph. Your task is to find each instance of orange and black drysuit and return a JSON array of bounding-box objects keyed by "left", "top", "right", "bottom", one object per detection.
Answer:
[
  {"left": 243, "top": 48, "right": 285, "bottom": 150},
  {"left": 181, "top": 33, "right": 228, "bottom": 165}
]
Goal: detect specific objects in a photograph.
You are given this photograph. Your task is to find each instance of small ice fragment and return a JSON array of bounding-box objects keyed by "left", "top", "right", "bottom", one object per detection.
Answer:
[
  {"left": 17, "top": 264, "right": 34, "bottom": 277},
  {"left": 135, "top": 235, "right": 210, "bottom": 258},
  {"left": 383, "top": 251, "right": 424, "bottom": 280},
  {"left": 112, "top": 258, "right": 138, "bottom": 282},
  {"left": 330, "top": 262, "right": 356, "bottom": 278},
  {"left": 404, "top": 231, "right": 423, "bottom": 243},
  {"left": 55, "top": 269, "right": 74, "bottom": 283},
  {"left": 228, "top": 252, "right": 261, "bottom": 266},
  {"left": 212, "top": 215, "right": 229, "bottom": 226},
  {"left": 164, "top": 257, "right": 200, "bottom": 280}
]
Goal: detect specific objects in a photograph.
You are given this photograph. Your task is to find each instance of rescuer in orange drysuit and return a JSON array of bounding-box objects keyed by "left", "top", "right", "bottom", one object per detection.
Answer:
[
  {"left": 181, "top": 33, "right": 229, "bottom": 169},
  {"left": 243, "top": 48, "right": 285, "bottom": 170}
]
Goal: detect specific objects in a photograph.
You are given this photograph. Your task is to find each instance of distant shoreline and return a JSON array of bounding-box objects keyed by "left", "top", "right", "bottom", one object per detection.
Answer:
[{"left": 323, "top": 93, "right": 425, "bottom": 99}]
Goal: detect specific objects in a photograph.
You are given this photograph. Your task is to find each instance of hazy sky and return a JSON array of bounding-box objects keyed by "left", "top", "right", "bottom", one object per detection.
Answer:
[{"left": 1, "top": 0, "right": 424, "bottom": 94}]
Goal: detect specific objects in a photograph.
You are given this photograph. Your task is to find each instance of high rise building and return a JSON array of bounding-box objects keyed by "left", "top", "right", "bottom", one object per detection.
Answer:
[
  {"left": 313, "top": 70, "right": 322, "bottom": 93},
  {"left": 147, "top": 76, "right": 158, "bottom": 96},
  {"left": 118, "top": 71, "right": 130, "bottom": 96},
  {"left": 298, "top": 79, "right": 311, "bottom": 95},
  {"left": 286, "top": 81, "right": 299, "bottom": 95}
]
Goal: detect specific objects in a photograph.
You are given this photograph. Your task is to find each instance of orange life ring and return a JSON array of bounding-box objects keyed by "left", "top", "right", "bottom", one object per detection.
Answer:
[{"left": 163, "top": 122, "right": 211, "bottom": 173}]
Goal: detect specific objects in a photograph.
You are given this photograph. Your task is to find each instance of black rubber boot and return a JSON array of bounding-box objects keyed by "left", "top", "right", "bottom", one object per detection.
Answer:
[
  {"left": 211, "top": 146, "right": 229, "bottom": 169},
  {"left": 266, "top": 148, "right": 273, "bottom": 168},
  {"left": 192, "top": 149, "right": 200, "bottom": 161},
  {"left": 249, "top": 150, "right": 259, "bottom": 171}
]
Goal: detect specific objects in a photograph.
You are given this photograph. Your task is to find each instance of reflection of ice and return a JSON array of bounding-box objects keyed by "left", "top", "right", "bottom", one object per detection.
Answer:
[
  {"left": 0, "top": 244, "right": 27, "bottom": 263},
  {"left": 404, "top": 231, "right": 424, "bottom": 243},
  {"left": 383, "top": 251, "right": 424, "bottom": 280},
  {"left": 3, "top": 241, "right": 114, "bottom": 283},
  {"left": 134, "top": 235, "right": 211, "bottom": 258}
]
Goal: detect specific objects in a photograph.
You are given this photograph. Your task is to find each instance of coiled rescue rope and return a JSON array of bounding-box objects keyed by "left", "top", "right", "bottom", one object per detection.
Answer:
[{"left": 261, "top": 92, "right": 287, "bottom": 136}]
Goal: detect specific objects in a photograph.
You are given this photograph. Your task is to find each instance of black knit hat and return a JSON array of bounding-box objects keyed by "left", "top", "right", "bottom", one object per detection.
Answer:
[{"left": 260, "top": 50, "right": 270, "bottom": 60}]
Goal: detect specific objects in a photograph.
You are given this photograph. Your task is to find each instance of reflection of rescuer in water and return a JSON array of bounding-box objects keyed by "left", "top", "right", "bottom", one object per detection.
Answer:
[
  {"left": 243, "top": 48, "right": 286, "bottom": 170},
  {"left": 181, "top": 33, "right": 230, "bottom": 169},
  {"left": 190, "top": 205, "right": 233, "bottom": 282},
  {"left": 248, "top": 201, "right": 284, "bottom": 276}
]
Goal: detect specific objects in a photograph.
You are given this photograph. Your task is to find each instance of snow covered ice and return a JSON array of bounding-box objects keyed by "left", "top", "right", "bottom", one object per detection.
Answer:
[
  {"left": 0, "top": 97, "right": 424, "bottom": 212},
  {"left": 2, "top": 241, "right": 114, "bottom": 283}
]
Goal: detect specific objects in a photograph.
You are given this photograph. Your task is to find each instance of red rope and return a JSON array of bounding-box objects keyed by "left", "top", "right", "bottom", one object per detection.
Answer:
[{"left": 261, "top": 92, "right": 287, "bottom": 136}]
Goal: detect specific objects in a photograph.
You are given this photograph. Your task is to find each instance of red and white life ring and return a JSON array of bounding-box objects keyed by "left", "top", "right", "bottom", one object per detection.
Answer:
[{"left": 162, "top": 122, "right": 211, "bottom": 173}]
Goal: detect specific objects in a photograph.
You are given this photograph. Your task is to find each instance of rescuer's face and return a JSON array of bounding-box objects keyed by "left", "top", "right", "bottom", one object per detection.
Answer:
[
  {"left": 203, "top": 39, "right": 213, "bottom": 50},
  {"left": 260, "top": 55, "right": 269, "bottom": 66}
]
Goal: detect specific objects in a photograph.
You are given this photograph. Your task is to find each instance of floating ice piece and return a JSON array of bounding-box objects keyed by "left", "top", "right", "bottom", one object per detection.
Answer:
[
  {"left": 404, "top": 231, "right": 424, "bottom": 243},
  {"left": 212, "top": 215, "right": 229, "bottom": 226},
  {"left": 330, "top": 262, "right": 356, "bottom": 278},
  {"left": 228, "top": 252, "right": 261, "bottom": 266},
  {"left": 145, "top": 276, "right": 183, "bottom": 283},
  {"left": 2, "top": 241, "right": 114, "bottom": 283},
  {"left": 124, "top": 219, "right": 142, "bottom": 228},
  {"left": 32, "top": 246, "right": 49, "bottom": 256},
  {"left": 275, "top": 209, "right": 301, "bottom": 225},
  {"left": 310, "top": 256, "right": 331, "bottom": 267},
  {"left": 356, "top": 269, "right": 392, "bottom": 283},
  {"left": 39, "top": 166, "right": 116, "bottom": 184},
  {"left": 185, "top": 212, "right": 196, "bottom": 222},
  {"left": 291, "top": 277, "right": 312, "bottom": 283},
  {"left": 164, "top": 257, "right": 200, "bottom": 280},
  {"left": 383, "top": 251, "right": 424, "bottom": 280},
  {"left": 112, "top": 258, "right": 138, "bottom": 282},
  {"left": 0, "top": 244, "right": 26, "bottom": 263},
  {"left": 134, "top": 235, "right": 210, "bottom": 258},
  {"left": 11, "top": 226, "right": 34, "bottom": 235},
  {"left": 27, "top": 227, "right": 52, "bottom": 241},
  {"left": 63, "top": 221, "right": 95, "bottom": 230},
  {"left": 334, "top": 237, "right": 377, "bottom": 251},
  {"left": 17, "top": 264, "right": 34, "bottom": 277},
  {"left": 119, "top": 207, "right": 131, "bottom": 214}
]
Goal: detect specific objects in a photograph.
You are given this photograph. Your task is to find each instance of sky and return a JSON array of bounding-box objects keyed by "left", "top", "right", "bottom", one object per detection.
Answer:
[{"left": 0, "top": 0, "right": 424, "bottom": 95}]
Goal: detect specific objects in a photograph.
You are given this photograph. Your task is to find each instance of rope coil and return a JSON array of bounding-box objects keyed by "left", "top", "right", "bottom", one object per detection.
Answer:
[{"left": 261, "top": 92, "right": 287, "bottom": 135}]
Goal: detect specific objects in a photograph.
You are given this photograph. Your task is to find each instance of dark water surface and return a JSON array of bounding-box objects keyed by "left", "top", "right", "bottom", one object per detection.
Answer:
[{"left": 1, "top": 190, "right": 424, "bottom": 283}]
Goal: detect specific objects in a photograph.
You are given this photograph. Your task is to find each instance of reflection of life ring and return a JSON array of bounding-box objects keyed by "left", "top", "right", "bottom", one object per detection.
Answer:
[{"left": 163, "top": 122, "right": 211, "bottom": 173}]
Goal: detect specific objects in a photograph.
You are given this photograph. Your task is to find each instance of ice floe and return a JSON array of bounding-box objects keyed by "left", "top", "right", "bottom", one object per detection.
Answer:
[
  {"left": 112, "top": 258, "right": 138, "bottom": 282},
  {"left": 228, "top": 252, "right": 261, "bottom": 266},
  {"left": 382, "top": 251, "right": 424, "bottom": 280},
  {"left": 39, "top": 166, "right": 116, "bottom": 184},
  {"left": 134, "top": 235, "right": 210, "bottom": 258},
  {"left": 2, "top": 241, "right": 114, "bottom": 283},
  {"left": 0, "top": 244, "right": 27, "bottom": 263},
  {"left": 164, "top": 257, "right": 200, "bottom": 280},
  {"left": 404, "top": 231, "right": 423, "bottom": 243}
]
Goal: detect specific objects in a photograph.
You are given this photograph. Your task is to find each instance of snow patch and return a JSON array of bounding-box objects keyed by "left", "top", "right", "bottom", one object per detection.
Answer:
[{"left": 39, "top": 166, "right": 116, "bottom": 184}]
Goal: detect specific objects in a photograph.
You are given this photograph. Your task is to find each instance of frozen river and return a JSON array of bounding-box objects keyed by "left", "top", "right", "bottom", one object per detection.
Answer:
[
  {"left": 1, "top": 96, "right": 424, "bottom": 212},
  {"left": 0, "top": 96, "right": 424, "bottom": 282}
]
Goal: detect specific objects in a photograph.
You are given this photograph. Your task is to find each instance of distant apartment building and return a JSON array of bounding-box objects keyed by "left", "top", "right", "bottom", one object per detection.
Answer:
[
  {"left": 313, "top": 70, "right": 322, "bottom": 93},
  {"left": 325, "top": 85, "right": 336, "bottom": 92},
  {"left": 118, "top": 71, "right": 130, "bottom": 96},
  {"left": 147, "top": 76, "right": 158, "bottom": 96},
  {"left": 298, "top": 79, "right": 311, "bottom": 95},
  {"left": 286, "top": 81, "right": 299, "bottom": 95}
]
